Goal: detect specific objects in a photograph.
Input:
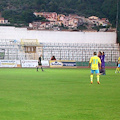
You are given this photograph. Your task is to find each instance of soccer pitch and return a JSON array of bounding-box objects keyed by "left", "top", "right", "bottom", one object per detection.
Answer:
[{"left": 0, "top": 68, "right": 120, "bottom": 120}]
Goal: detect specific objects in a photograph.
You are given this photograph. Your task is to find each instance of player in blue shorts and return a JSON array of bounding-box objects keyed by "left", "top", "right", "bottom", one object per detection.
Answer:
[
  {"left": 89, "top": 52, "right": 101, "bottom": 84},
  {"left": 115, "top": 57, "right": 120, "bottom": 73}
]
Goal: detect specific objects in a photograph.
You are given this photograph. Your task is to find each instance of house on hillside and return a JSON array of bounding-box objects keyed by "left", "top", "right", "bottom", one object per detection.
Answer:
[
  {"left": 33, "top": 12, "right": 58, "bottom": 21},
  {"left": 31, "top": 12, "right": 113, "bottom": 31},
  {"left": 0, "top": 17, "right": 10, "bottom": 24},
  {"left": 0, "top": 17, "right": 4, "bottom": 24},
  {"left": 29, "top": 22, "right": 51, "bottom": 30},
  {"left": 58, "top": 14, "right": 65, "bottom": 21},
  {"left": 68, "top": 17, "right": 83, "bottom": 29},
  {"left": 0, "top": 12, "right": 10, "bottom": 24},
  {"left": 33, "top": 12, "right": 43, "bottom": 17},
  {"left": 98, "top": 18, "right": 111, "bottom": 26},
  {"left": 62, "top": 16, "right": 69, "bottom": 27},
  {"left": 88, "top": 16, "right": 111, "bottom": 27},
  {"left": 88, "top": 16, "right": 100, "bottom": 26},
  {"left": 68, "top": 14, "right": 79, "bottom": 18},
  {"left": 88, "top": 16, "right": 99, "bottom": 20}
]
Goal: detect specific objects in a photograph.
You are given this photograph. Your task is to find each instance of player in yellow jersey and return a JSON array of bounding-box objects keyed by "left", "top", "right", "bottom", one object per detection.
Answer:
[
  {"left": 89, "top": 52, "right": 101, "bottom": 84},
  {"left": 115, "top": 57, "right": 120, "bottom": 73}
]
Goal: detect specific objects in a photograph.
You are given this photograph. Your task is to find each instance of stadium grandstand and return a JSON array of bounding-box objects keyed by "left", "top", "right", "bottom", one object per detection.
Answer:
[
  {"left": 0, "top": 26, "right": 120, "bottom": 67},
  {"left": 0, "top": 39, "right": 119, "bottom": 62}
]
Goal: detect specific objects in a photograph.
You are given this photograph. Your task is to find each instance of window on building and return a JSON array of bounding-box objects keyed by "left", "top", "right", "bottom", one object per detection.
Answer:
[{"left": 25, "top": 46, "right": 36, "bottom": 53}]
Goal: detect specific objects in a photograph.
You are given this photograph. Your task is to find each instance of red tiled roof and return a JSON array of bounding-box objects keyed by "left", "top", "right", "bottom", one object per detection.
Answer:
[
  {"left": 0, "top": 17, "right": 4, "bottom": 20},
  {"left": 101, "top": 18, "right": 107, "bottom": 20}
]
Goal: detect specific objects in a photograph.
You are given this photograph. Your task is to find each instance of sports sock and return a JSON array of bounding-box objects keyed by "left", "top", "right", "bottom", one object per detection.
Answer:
[
  {"left": 90, "top": 75, "right": 93, "bottom": 82},
  {"left": 41, "top": 67, "right": 43, "bottom": 71},
  {"left": 97, "top": 75, "right": 99, "bottom": 82},
  {"left": 118, "top": 68, "right": 120, "bottom": 72},
  {"left": 115, "top": 67, "right": 119, "bottom": 73},
  {"left": 37, "top": 67, "right": 38, "bottom": 71}
]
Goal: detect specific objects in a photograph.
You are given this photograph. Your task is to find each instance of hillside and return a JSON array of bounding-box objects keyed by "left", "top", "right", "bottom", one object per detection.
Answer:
[{"left": 0, "top": 0, "right": 120, "bottom": 42}]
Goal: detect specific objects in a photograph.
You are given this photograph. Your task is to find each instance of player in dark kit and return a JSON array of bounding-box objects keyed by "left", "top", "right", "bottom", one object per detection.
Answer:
[
  {"left": 100, "top": 52, "right": 106, "bottom": 75},
  {"left": 36, "top": 55, "right": 44, "bottom": 71}
]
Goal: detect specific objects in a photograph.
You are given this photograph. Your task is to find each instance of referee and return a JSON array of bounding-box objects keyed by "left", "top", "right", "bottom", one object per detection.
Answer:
[{"left": 37, "top": 55, "right": 44, "bottom": 71}]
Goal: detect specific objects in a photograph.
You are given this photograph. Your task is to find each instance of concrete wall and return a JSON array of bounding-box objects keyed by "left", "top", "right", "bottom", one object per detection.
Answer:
[{"left": 0, "top": 26, "right": 116, "bottom": 44}]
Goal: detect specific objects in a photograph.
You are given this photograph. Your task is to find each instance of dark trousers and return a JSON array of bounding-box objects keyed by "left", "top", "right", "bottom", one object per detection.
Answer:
[{"left": 100, "top": 68, "right": 106, "bottom": 75}]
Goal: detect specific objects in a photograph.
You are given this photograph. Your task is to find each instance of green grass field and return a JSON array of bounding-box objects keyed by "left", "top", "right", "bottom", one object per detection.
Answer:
[{"left": 0, "top": 68, "right": 120, "bottom": 120}]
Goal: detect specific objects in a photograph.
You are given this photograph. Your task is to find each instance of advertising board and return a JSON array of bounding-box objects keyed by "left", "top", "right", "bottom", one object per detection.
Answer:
[
  {"left": 50, "top": 60, "right": 76, "bottom": 68},
  {"left": 21, "top": 60, "right": 49, "bottom": 67},
  {"left": 0, "top": 60, "right": 17, "bottom": 67}
]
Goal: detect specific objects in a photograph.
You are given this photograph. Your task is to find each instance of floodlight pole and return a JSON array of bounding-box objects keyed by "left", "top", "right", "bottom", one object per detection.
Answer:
[{"left": 116, "top": 0, "right": 119, "bottom": 43}]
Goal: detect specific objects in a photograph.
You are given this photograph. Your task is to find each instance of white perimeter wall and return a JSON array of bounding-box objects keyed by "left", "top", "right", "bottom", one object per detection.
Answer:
[{"left": 0, "top": 26, "right": 116, "bottom": 44}]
